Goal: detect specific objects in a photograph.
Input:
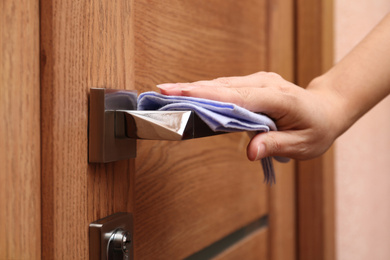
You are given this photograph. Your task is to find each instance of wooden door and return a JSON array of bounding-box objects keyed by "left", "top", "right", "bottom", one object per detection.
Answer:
[
  {"left": 2, "top": 0, "right": 301, "bottom": 259},
  {"left": 38, "top": 1, "right": 295, "bottom": 259}
]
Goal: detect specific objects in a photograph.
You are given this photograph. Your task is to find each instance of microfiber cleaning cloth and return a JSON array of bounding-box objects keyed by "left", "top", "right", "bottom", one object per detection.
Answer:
[{"left": 137, "top": 91, "right": 280, "bottom": 184}]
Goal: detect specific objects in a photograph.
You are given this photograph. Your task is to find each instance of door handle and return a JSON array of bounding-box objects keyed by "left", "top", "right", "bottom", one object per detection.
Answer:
[{"left": 88, "top": 88, "right": 224, "bottom": 163}]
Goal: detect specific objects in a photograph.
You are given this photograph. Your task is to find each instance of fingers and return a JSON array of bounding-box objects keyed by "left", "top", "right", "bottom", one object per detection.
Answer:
[
  {"left": 156, "top": 83, "right": 191, "bottom": 96},
  {"left": 184, "top": 86, "right": 296, "bottom": 121},
  {"left": 158, "top": 84, "right": 297, "bottom": 120},
  {"left": 156, "top": 72, "right": 298, "bottom": 117},
  {"left": 247, "top": 131, "right": 308, "bottom": 160},
  {"left": 157, "top": 71, "right": 285, "bottom": 94}
]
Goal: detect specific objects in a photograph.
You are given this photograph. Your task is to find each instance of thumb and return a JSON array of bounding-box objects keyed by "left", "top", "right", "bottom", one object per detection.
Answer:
[{"left": 247, "top": 131, "right": 302, "bottom": 160}]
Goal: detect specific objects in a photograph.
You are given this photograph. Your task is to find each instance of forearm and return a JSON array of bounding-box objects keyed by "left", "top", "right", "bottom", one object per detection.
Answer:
[{"left": 309, "top": 13, "right": 390, "bottom": 136}]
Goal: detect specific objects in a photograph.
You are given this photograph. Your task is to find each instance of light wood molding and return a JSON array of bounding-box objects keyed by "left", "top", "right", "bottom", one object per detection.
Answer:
[
  {"left": 0, "top": 0, "right": 41, "bottom": 259},
  {"left": 40, "top": 1, "right": 135, "bottom": 258}
]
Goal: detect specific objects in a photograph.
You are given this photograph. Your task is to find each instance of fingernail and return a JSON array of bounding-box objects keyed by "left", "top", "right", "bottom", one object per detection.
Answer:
[
  {"left": 255, "top": 143, "right": 266, "bottom": 160},
  {"left": 156, "top": 83, "right": 179, "bottom": 90}
]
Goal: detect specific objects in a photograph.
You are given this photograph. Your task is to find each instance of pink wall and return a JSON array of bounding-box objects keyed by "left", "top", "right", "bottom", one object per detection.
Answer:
[{"left": 334, "top": 1, "right": 390, "bottom": 260}]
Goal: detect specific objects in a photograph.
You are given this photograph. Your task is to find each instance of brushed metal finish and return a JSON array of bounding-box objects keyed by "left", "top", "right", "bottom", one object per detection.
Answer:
[
  {"left": 122, "top": 110, "right": 191, "bottom": 140},
  {"left": 88, "top": 88, "right": 137, "bottom": 163},
  {"left": 89, "top": 212, "right": 133, "bottom": 260},
  {"left": 119, "top": 110, "right": 223, "bottom": 141}
]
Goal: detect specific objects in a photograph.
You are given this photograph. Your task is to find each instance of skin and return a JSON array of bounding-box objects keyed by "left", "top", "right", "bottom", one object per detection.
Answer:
[{"left": 157, "top": 13, "right": 390, "bottom": 161}]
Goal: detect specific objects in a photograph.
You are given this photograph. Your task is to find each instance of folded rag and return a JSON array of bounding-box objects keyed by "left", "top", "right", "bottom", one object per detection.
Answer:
[{"left": 137, "top": 91, "right": 279, "bottom": 184}]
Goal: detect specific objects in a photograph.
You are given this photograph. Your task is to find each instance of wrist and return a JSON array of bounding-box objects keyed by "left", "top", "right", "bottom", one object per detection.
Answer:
[{"left": 306, "top": 74, "right": 354, "bottom": 139}]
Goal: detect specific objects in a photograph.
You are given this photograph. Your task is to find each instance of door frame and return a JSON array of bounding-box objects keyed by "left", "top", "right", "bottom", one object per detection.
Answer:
[{"left": 295, "top": 0, "right": 335, "bottom": 259}]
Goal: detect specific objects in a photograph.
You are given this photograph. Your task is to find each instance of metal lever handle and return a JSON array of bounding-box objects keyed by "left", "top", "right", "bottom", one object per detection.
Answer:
[
  {"left": 88, "top": 88, "right": 223, "bottom": 163},
  {"left": 116, "top": 110, "right": 221, "bottom": 141}
]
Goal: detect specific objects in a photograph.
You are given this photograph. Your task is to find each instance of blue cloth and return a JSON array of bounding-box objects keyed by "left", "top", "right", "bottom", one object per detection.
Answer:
[{"left": 137, "top": 91, "right": 279, "bottom": 184}]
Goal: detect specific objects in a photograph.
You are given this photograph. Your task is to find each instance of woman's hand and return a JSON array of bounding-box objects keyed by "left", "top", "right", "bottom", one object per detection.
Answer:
[
  {"left": 157, "top": 72, "right": 344, "bottom": 161},
  {"left": 156, "top": 13, "right": 390, "bottom": 161}
]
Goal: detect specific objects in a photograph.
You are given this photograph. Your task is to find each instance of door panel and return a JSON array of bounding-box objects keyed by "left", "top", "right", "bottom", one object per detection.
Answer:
[
  {"left": 133, "top": 0, "right": 268, "bottom": 88},
  {"left": 135, "top": 136, "right": 267, "bottom": 259},
  {"left": 133, "top": 1, "right": 269, "bottom": 258}
]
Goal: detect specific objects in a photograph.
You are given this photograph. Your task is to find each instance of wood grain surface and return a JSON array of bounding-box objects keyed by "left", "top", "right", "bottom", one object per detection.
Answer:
[
  {"left": 40, "top": 1, "right": 135, "bottom": 258},
  {"left": 38, "top": 0, "right": 300, "bottom": 259},
  {"left": 213, "top": 228, "right": 269, "bottom": 260},
  {"left": 296, "top": 0, "right": 335, "bottom": 259},
  {"left": 133, "top": 1, "right": 270, "bottom": 258},
  {"left": 269, "top": 161, "right": 296, "bottom": 260},
  {"left": 135, "top": 135, "right": 268, "bottom": 259},
  {"left": 134, "top": 0, "right": 268, "bottom": 89},
  {"left": 0, "top": 0, "right": 41, "bottom": 259}
]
